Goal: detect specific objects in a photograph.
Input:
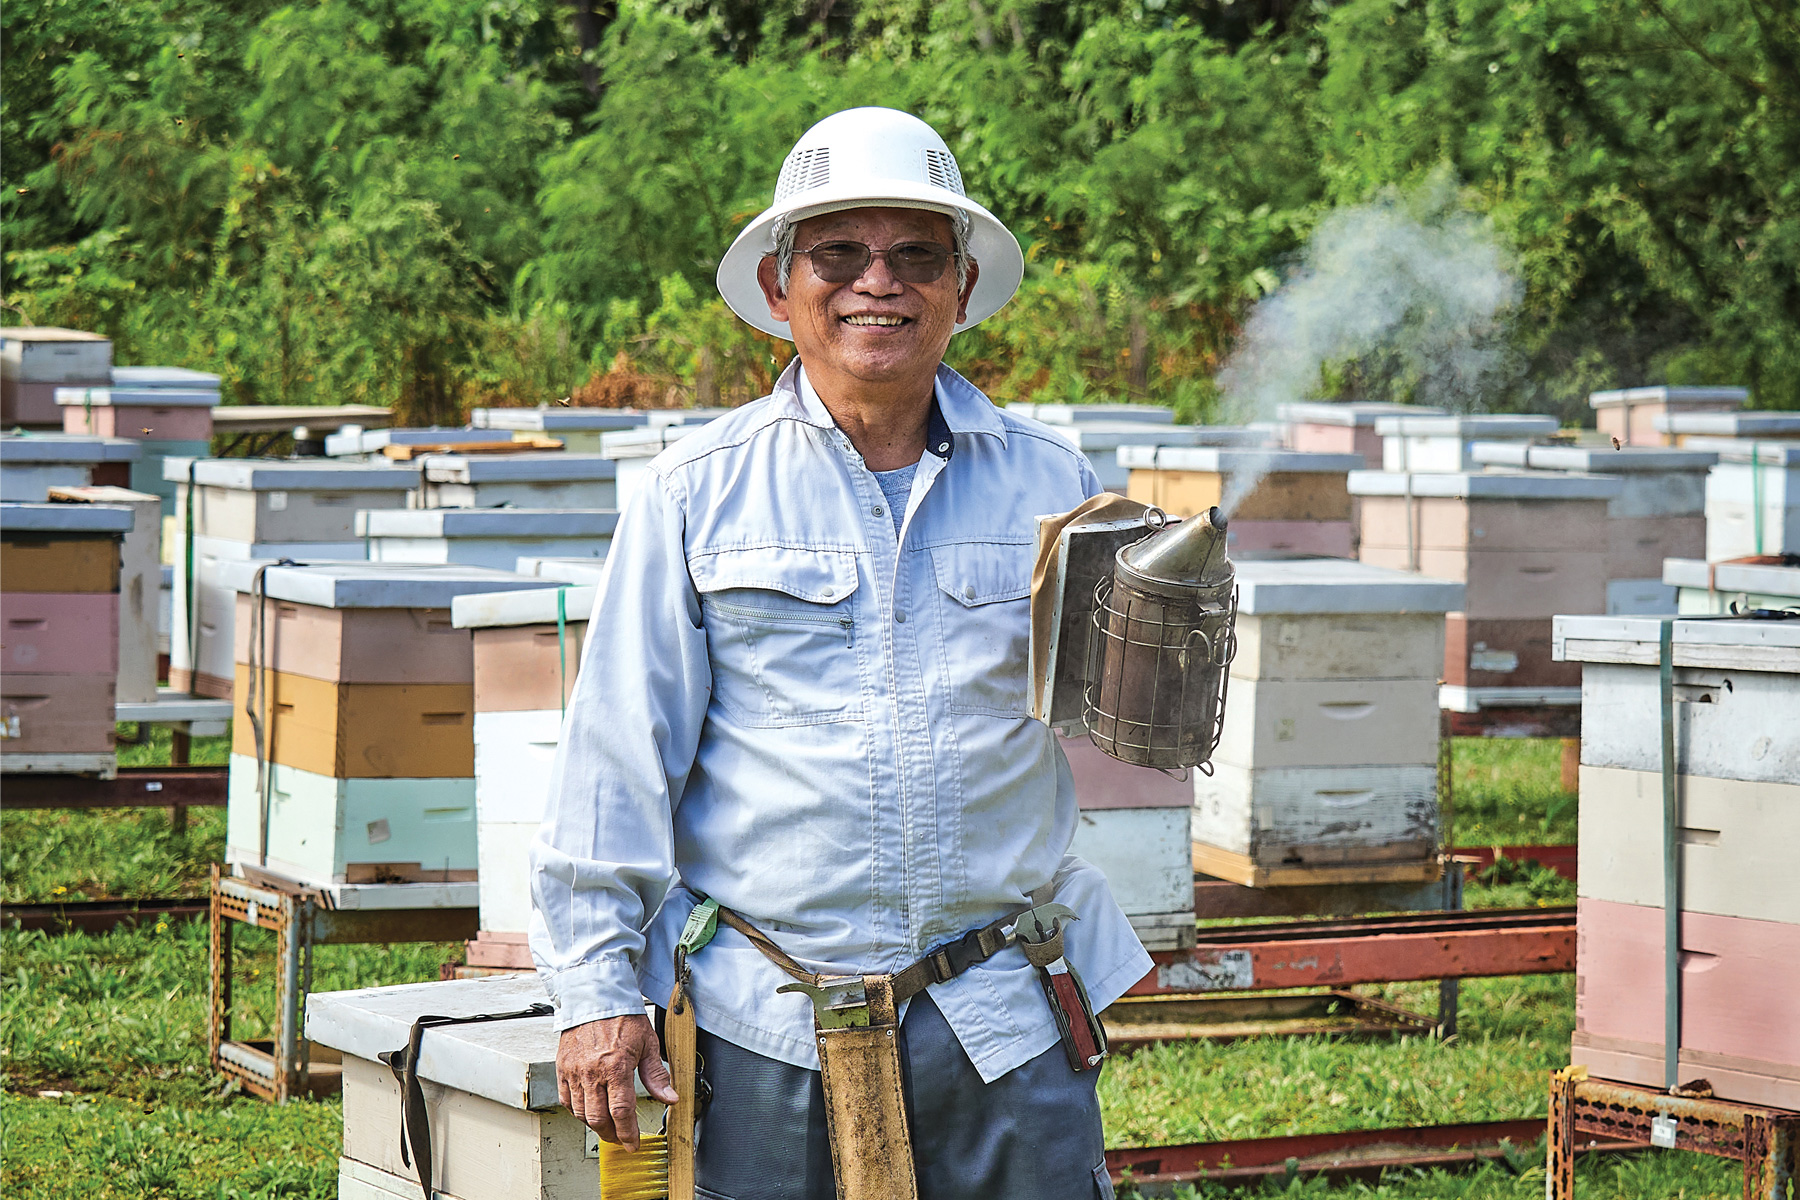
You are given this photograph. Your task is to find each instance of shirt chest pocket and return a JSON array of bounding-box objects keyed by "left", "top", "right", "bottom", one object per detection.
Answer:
[
  {"left": 692, "top": 547, "right": 865, "bottom": 728},
  {"left": 930, "top": 540, "right": 1034, "bottom": 717}
]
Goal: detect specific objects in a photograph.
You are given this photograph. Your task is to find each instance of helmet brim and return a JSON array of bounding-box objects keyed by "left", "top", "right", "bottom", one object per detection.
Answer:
[{"left": 715, "top": 183, "right": 1025, "bottom": 341}]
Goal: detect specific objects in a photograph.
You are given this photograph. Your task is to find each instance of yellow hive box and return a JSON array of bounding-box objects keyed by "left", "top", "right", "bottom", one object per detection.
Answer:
[{"left": 231, "top": 664, "right": 474, "bottom": 778}]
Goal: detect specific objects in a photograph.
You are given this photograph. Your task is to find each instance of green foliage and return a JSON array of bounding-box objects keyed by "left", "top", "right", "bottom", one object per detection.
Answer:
[{"left": 1449, "top": 738, "right": 1578, "bottom": 848}]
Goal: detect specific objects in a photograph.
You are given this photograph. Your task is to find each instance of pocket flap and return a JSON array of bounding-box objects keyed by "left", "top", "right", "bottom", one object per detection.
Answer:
[
  {"left": 930, "top": 540, "right": 1033, "bottom": 607},
  {"left": 690, "top": 546, "right": 860, "bottom": 604}
]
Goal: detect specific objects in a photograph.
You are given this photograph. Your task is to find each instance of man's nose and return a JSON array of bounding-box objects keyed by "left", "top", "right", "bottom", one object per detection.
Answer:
[{"left": 852, "top": 252, "right": 904, "bottom": 294}]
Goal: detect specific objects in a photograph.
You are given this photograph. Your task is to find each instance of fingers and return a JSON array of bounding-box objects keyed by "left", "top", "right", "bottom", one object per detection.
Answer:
[
  {"left": 581, "top": 1073, "right": 621, "bottom": 1146},
  {"left": 607, "top": 1068, "right": 642, "bottom": 1152},
  {"left": 638, "top": 1038, "right": 680, "bottom": 1106}
]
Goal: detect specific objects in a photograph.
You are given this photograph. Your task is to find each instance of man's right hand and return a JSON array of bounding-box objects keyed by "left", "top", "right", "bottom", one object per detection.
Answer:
[{"left": 556, "top": 1014, "right": 680, "bottom": 1151}]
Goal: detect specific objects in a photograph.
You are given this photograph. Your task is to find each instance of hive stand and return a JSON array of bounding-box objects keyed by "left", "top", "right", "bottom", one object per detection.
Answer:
[
  {"left": 1548, "top": 1071, "right": 1797, "bottom": 1199},
  {"left": 208, "top": 867, "right": 477, "bottom": 1102},
  {"left": 113, "top": 689, "right": 232, "bottom": 830}
]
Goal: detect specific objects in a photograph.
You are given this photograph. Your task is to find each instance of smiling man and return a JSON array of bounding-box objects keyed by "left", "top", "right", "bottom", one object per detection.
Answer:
[{"left": 531, "top": 107, "right": 1151, "bottom": 1200}]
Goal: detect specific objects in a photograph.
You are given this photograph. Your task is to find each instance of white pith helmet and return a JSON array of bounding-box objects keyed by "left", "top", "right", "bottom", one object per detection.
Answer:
[{"left": 716, "top": 107, "right": 1025, "bottom": 341}]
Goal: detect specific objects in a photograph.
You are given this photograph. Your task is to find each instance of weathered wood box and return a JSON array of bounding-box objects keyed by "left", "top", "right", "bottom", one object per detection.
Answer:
[
  {"left": 1555, "top": 614, "right": 1800, "bottom": 1109},
  {"left": 1277, "top": 402, "right": 1441, "bottom": 469},
  {"left": 1588, "top": 386, "right": 1746, "bottom": 448},
  {"left": 1120, "top": 445, "right": 1361, "bottom": 556},
  {"left": 454, "top": 584, "right": 595, "bottom": 967},
  {"left": 415, "top": 453, "right": 617, "bottom": 511},
  {"left": 357, "top": 508, "right": 617, "bottom": 572},
  {"left": 308, "top": 974, "right": 636, "bottom": 1200},
  {"left": 1190, "top": 558, "right": 1462, "bottom": 885},
  {"left": 472, "top": 406, "right": 650, "bottom": 454},
  {"left": 1351, "top": 469, "right": 1619, "bottom": 698}
]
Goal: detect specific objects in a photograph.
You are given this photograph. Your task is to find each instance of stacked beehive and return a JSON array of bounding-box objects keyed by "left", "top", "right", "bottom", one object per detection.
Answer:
[
  {"left": 166, "top": 459, "right": 417, "bottom": 698},
  {"left": 1470, "top": 444, "right": 1715, "bottom": 615},
  {"left": 356, "top": 508, "right": 617, "bottom": 570},
  {"left": 43, "top": 486, "right": 163, "bottom": 705},
  {"left": 1059, "top": 732, "right": 1196, "bottom": 949},
  {"left": 0, "top": 433, "right": 139, "bottom": 500},
  {"left": 1120, "top": 447, "right": 1363, "bottom": 556},
  {"left": 413, "top": 452, "right": 617, "bottom": 510},
  {"left": 471, "top": 406, "right": 649, "bottom": 453},
  {"left": 222, "top": 561, "right": 556, "bottom": 895},
  {"left": 1588, "top": 386, "right": 1746, "bottom": 448},
  {"left": 1555, "top": 615, "right": 1800, "bottom": 1109},
  {"left": 1, "top": 328, "right": 112, "bottom": 429},
  {"left": 60, "top": 368, "right": 221, "bottom": 517},
  {"left": 1376, "top": 413, "right": 1559, "bottom": 473},
  {"left": 451, "top": 583, "right": 593, "bottom": 969},
  {"left": 1662, "top": 557, "right": 1800, "bottom": 615},
  {"left": 1351, "top": 470, "right": 1620, "bottom": 709},
  {"left": 1, "top": 502, "right": 133, "bottom": 774},
  {"left": 1191, "top": 558, "right": 1463, "bottom": 884},
  {"left": 1699, "top": 442, "right": 1800, "bottom": 560},
  {"left": 1277, "top": 402, "right": 1444, "bottom": 468},
  {"left": 1053, "top": 424, "right": 1263, "bottom": 493}
]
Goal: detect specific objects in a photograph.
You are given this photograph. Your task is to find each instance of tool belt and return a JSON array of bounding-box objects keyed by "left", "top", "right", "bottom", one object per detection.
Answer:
[{"left": 662, "top": 895, "right": 1108, "bottom": 1200}]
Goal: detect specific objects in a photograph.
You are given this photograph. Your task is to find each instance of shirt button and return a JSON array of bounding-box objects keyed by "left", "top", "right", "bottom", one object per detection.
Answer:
[
  {"left": 873, "top": 505, "right": 884, "bottom": 517},
  {"left": 894, "top": 611, "right": 906, "bottom": 624},
  {"left": 962, "top": 585, "right": 976, "bottom": 601}
]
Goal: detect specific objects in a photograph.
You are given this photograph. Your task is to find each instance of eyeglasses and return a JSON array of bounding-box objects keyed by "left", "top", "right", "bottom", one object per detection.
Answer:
[{"left": 795, "top": 241, "right": 954, "bottom": 285}]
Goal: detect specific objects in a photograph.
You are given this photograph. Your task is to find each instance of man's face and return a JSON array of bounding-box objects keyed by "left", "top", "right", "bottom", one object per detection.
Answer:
[{"left": 757, "top": 207, "right": 978, "bottom": 388}]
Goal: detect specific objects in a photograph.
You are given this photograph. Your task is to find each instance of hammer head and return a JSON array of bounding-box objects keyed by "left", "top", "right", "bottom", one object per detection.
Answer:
[{"left": 1011, "top": 903, "right": 1077, "bottom": 946}]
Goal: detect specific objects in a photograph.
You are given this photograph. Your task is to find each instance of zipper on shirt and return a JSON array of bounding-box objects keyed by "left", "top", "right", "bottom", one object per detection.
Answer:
[{"left": 706, "top": 598, "right": 855, "bottom": 646}]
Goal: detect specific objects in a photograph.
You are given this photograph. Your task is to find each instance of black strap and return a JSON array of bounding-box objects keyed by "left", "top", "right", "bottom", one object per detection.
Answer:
[{"left": 378, "top": 1003, "right": 553, "bottom": 1200}]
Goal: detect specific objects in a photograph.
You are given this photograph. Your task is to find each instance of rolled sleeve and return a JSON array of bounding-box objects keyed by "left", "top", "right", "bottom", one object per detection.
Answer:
[{"left": 528, "top": 469, "right": 710, "bottom": 1028}]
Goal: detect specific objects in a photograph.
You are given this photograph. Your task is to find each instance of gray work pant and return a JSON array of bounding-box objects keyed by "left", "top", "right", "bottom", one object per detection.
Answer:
[{"left": 692, "top": 991, "right": 1114, "bottom": 1200}]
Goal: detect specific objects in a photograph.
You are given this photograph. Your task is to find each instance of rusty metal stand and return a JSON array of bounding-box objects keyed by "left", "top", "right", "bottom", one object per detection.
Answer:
[
  {"left": 1548, "top": 1070, "right": 1799, "bottom": 1199},
  {"left": 208, "top": 867, "right": 477, "bottom": 1102}
]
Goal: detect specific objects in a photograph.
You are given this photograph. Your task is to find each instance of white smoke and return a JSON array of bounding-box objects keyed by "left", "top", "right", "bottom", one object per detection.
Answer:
[{"left": 1215, "top": 173, "right": 1522, "bottom": 513}]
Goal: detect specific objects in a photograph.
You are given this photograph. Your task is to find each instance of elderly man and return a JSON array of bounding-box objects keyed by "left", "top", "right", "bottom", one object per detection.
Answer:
[{"left": 532, "top": 107, "right": 1151, "bottom": 1200}]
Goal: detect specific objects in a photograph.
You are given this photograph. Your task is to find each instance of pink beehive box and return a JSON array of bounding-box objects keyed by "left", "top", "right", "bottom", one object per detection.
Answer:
[{"left": 2, "top": 592, "right": 120, "bottom": 675}]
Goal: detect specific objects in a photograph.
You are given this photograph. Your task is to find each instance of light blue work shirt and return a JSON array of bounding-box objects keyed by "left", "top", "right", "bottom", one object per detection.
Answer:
[{"left": 529, "top": 359, "right": 1153, "bottom": 1083}]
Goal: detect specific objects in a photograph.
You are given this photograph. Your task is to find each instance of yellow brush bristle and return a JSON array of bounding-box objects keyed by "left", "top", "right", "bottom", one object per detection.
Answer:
[{"left": 598, "top": 1132, "right": 669, "bottom": 1200}]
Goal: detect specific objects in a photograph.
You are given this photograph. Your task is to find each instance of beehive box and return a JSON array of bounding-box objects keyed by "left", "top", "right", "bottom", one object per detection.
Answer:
[
  {"left": 1058, "top": 733, "right": 1195, "bottom": 950},
  {"left": 415, "top": 453, "right": 617, "bottom": 511},
  {"left": 1, "top": 433, "right": 140, "bottom": 500},
  {"left": 472, "top": 407, "right": 649, "bottom": 454},
  {"left": 1121, "top": 446, "right": 1361, "bottom": 556},
  {"left": 1, "top": 502, "right": 131, "bottom": 771},
  {"left": 1351, "top": 469, "right": 1619, "bottom": 695},
  {"left": 1374, "top": 413, "right": 1558, "bottom": 474},
  {"left": 1662, "top": 557, "right": 1800, "bottom": 616},
  {"left": 1006, "top": 402, "right": 1174, "bottom": 425},
  {"left": 1, "top": 328, "right": 112, "bottom": 427},
  {"left": 357, "top": 509, "right": 618, "bottom": 571},
  {"left": 1276, "top": 402, "right": 1443, "bottom": 468},
  {"left": 324, "top": 427, "right": 496, "bottom": 460},
  {"left": 1555, "top": 614, "right": 1800, "bottom": 1109},
  {"left": 513, "top": 557, "right": 607, "bottom": 585},
  {"left": 1700, "top": 442, "right": 1800, "bottom": 560},
  {"left": 58, "top": 386, "right": 217, "bottom": 442},
  {"left": 308, "top": 974, "right": 641, "bottom": 1200},
  {"left": 1041, "top": 422, "right": 1225, "bottom": 492},
  {"left": 1655, "top": 410, "right": 1800, "bottom": 447},
  {"left": 1588, "top": 386, "right": 1746, "bottom": 448},
  {"left": 1469, "top": 443, "right": 1715, "bottom": 613},
  {"left": 45, "top": 485, "right": 162, "bottom": 703},
  {"left": 453, "top": 584, "right": 593, "bottom": 962},
  {"left": 222, "top": 563, "right": 555, "bottom": 886},
  {"left": 1190, "top": 558, "right": 1463, "bottom": 885},
  {"left": 166, "top": 458, "right": 419, "bottom": 544},
  {"left": 598, "top": 425, "right": 706, "bottom": 508}
]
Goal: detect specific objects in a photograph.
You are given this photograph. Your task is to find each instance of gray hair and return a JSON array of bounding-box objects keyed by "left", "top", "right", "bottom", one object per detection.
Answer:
[{"left": 772, "top": 210, "right": 972, "bottom": 294}]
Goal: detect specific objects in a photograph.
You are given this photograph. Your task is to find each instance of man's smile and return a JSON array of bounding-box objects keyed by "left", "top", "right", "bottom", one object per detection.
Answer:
[{"left": 841, "top": 313, "right": 912, "bottom": 327}]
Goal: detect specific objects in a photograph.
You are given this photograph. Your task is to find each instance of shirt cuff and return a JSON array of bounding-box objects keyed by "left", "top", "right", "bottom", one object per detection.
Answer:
[{"left": 542, "top": 955, "right": 648, "bottom": 1031}]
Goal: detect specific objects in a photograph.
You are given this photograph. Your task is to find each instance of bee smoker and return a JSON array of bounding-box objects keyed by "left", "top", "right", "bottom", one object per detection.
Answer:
[{"left": 1083, "top": 506, "right": 1238, "bottom": 770}]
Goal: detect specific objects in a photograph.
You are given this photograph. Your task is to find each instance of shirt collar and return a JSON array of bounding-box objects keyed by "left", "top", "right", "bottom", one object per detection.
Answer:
[{"left": 786, "top": 359, "right": 1008, "bottom": 463}]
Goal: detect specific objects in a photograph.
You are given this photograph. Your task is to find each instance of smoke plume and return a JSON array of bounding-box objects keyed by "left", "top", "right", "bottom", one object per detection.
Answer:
[{"left": 1215, "top": 173, "right": 1522, "bottom": 513}]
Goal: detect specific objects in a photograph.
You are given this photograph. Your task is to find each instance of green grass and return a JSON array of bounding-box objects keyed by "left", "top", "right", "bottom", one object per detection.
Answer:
[{"left": 0, "top": 730, "right": 1748, "bottom": 1199}]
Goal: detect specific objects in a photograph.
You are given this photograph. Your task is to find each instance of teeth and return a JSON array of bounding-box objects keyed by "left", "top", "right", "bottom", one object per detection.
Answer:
[{"left": 844, "top": 315, "right": 906, "bottom": 326}]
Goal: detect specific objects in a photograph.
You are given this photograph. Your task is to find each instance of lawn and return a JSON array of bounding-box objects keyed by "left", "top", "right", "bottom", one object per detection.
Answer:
[{"left": 0, "top": 738, "right": 1747, "bottom": 1197}]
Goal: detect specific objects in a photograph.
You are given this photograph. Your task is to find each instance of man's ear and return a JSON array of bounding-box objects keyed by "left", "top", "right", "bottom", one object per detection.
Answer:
[
  {"left": 757, "top": 256, "right": 790, "bottom": 324},
  {"left": 955, "top": 259, "right": 980, "bottom": 325}
]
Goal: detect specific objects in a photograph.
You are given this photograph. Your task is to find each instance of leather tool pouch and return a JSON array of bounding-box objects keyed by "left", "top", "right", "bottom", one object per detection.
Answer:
[{"left": 814, "top": 976, "right": 919, "bottom": 1200}]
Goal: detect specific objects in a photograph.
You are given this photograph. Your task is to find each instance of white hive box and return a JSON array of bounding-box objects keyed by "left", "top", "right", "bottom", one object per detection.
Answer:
[
  {"left": 1277, "top": 402, "right": 1444, "bottom": 468},
  {"left": 308, "top": 974, "right": 633, "bottom": 1200},
  {"left": 324, "top": 426, "right": 496, "bottom": 459},
  {"left": 0, "top": 433, "right": 140, "bottom": 501},
  {"left": 471, "top": 407, "right": 649, "bottom": 454},
  {"left": 645, "top": 408, "right": 732, "bottom": 429},
  {"left": 1589, "top": 386, "right": 1746, "bottom": 448},
  {"left": 111, "top": 365, "right": 223, "bottom": 391},
  {"left": 1655, "top": 410, "right": 1800, "bottom": 445},
  {"left": 1663, "top": 557, "right": 1800, "bottom": 615},
  {"left": 357, "top": 508, "right": 618, "bottom": 571},
  {"left": 2, "top": 328, "right": 113, "bottom": 427},
  {"left": 1192, "top": 558, "right": 1463, "bottom": 885},
  {"left": 1555, "top": 615, "right": 1800, "bottom": 1109},
  {"left": 1058, "top": 733, "right": 1194, "bottom": 949},
  {"left": 165, "top": 458, "right": 419, "bottom": 543},
  {"left": 169, "top": 534, "right": 367, "bottom": 698},
  {"left": 45, "top": 485, "right": 162, "bottom": 704},
  {"left": 514, "top": 557, "right": 607, "bottom": 585},
  {"left": 1375, "top": 413, "right": 1559, "bottom": 473},
  {"left": 599, "top": 425, "right": 705, "bottom": 509},
  {"left": 1005, "top": 402, "right": 1175, "bottom": 425},
  {"left": 1045, "top": 423, "right": 1231, "bottom": 492},
  {"left": 415, "top": 453, "right": 616, "bottom": 510},
  {"left": 1700, "top": 443, "right": 1800, "bottom": 560}
]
